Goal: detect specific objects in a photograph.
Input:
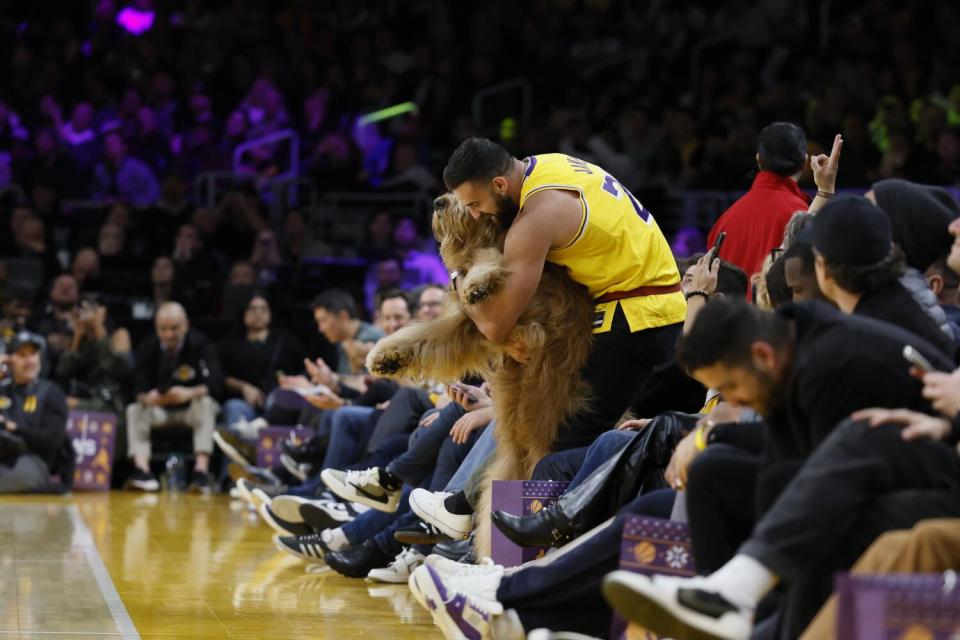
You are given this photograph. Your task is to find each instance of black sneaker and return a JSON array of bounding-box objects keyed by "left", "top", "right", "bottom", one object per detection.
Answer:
[
  {"left": 125, "top": 469, "right": 160, "bottom": 492},
  {"left": 189, "top": 471, "right": 212, "bottom": 494},
  {"left": 394, "top": 519, "right": 454, "bottom": 545},
  {"left": 274, "top": 531, "right": 330, "bottom": 562},
  {"left": 299, "top": 500, "right": 356, "bottom": 531},
  {"left": 258, "top": 503, "right": 313, "bottom": 536},
  {"left": 325, "top": 539, "right": 392, "bottom": 578}
]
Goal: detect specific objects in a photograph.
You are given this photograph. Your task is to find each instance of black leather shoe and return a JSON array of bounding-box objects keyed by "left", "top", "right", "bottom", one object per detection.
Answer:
[
  {"left": 325, "top": 539, "right": 392, "bottom": 578},
  {"left": 491, "top": 505, "right": 576, "bottom": 548}
]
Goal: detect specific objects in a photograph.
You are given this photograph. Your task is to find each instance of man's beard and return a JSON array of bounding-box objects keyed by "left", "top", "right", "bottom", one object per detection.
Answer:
[
  {"left": 492, "top": 192, "right": 519, "bottom": 229},
  {"left": 753, "top": 369, "right": 786, "bottom": 417}
]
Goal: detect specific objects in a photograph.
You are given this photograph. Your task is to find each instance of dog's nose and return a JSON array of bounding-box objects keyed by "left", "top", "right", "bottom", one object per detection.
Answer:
[{"left": 433, "top": 195, "right": 448, "bottom": 211}]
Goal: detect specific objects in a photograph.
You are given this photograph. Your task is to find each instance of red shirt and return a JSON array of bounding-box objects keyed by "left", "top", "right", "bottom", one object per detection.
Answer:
[{"left": 707, "top": 171, "right": 810, "bottom": 281}]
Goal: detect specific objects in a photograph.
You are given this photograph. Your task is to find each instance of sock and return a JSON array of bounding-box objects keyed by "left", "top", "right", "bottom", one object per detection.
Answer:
[
  {"left": 702, "top": 554, "right": 778, "bottom": 608},
  {"left": 321, "top": 527, "right": 350, "bottom": 551},
  {"left": 443, "top": 491, "right": 474, "bottom": 516},
  {"left": 378, "top": 466, "right": 403, "bottom": 491}
]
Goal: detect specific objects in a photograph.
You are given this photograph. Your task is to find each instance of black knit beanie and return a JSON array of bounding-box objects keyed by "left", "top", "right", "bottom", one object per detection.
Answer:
[
  {"left": 811, "top": 196, "right": 893, "bottom": 266},
  {"left": 871, "top": 178, "right": 960, "bottom": 271}
]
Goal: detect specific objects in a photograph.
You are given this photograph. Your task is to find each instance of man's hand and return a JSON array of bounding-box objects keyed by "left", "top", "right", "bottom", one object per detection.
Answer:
[
  {"left": 811, "top": 134, "right": 843, "bottom": 195},
  {"left": 450, "top": 406, "right": 494, "bottom": 444},
  {"left": 304, "top": 358, "right": 336, "bottom": 388},
  {"left": 617, "top": 418, "right": 652, "bottom": 431},
  {"left": 164, "top": 386, "right": 197, "bottom": 405},
  {"left": 921, "top": 369, "right": 960, "bottom": 418},
  {"left": 419, "top": 410, "right": 441, "bottom": 428},
  {"left": 4, "top": 420, "right": 16, "bottom": 431},
  {"left": 241, "top": 383, "right": 265, "bottom": 408},
  {"left": 851, "top": 407, "right": 952, "bottom": 442},
  {"left": 664, "top": 430, "right": 699, "bottom": 490},
  {"left": 305, "top": 388, "right": 344, "bottom": 410},
  {"left": 447, "top": 383, "right": 492, "bottom": 411},
  {"left": 279, "top": 374, "right": 312, "bottom": 390},
  {"left": 683, "top": 253, "right": 720, "bottom": 296},
  {"left": 141, "top": 389, "right": 163, "bottom": 406}
]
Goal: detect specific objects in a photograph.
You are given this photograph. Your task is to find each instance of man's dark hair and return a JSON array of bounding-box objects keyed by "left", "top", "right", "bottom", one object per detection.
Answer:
[
  {"left": 677, "top": 297, "right": 790, "bottom": 372},
  {"left": 927, "top": 256, "right": 960, "bottom": 291},
  {"left": 784, "top": 241, "right": 815, "bottom": 273},
  {"left": 764, "top": 257, "right": 792, "bottom": 308},
  {"left": 311, "top": 288, "right": 358, "bottom": 319},
  {"left": 443, "top": 138, "right": 514, "bottom": 191},
  {"left": 375, "top": 288, "right": 410, "bottom": 312},
  {"left": 820, "top": 244, "right": 906, "bottom": 295},
  {"left": 680, "top": 254, "right": 749, "bottom": 298},
  {"left": 757, "top": 122, "right": 807, "bottom": 177}
]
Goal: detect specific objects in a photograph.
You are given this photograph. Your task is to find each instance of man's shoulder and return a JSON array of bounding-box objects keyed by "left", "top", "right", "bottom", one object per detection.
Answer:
[{"left": 356, "top": 322, "right": 385, "bottom": 342}]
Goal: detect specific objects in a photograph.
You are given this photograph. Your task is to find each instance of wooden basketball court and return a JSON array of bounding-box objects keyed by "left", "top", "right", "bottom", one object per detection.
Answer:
[{"left": 1, "top": 492, "right": 441, "bottom": 639}]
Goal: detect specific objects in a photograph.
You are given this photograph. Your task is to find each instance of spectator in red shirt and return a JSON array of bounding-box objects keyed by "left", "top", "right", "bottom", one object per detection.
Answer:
[{"left": 707, "top": 122, "right": 812, "bottom": 283}]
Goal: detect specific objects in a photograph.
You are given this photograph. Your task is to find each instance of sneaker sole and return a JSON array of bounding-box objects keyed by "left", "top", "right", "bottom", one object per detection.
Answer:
[
  {"left": 270, "top": 495, "right": 310, "bottom": 523},
  {"left": 125, "top": 479, "right": 160, "bottom": 492},
  {"left": 366, "top": 568, "right": 417, "bottom": 584},
  {"left": 393, "top": 528, "right": 452, "bottom": 546},
  {"left": 250, "top": 488, "right": 274, "bottom": 510},
  {"left": 272, "top": 534, "right": 326, "bottom": 563},
  {"left": 602, "top": 572, "right": 735, "bottom": 640},
  {"left": 409, "top": 491, "right": 471, "bottom": 540},
  {"left": 299, "top": 503, "right": 353, "bottom": 531},
  {"left": 258, "top": 503, "right": 313, "bottom": 536},
  {"left": 320, "top": 469, "right": 400, "bottom": 513},
  {"left": 213, "top": 431, "right": 254, "bottom": 467},
  {"left": 280, "top": 454, "right": 308, "bottom": 482}
]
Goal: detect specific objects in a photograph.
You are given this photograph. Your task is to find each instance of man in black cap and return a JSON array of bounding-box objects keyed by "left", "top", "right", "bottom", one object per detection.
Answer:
[
  {"left": 810, "top": 196, "right": 955, "bottom": 358},
  {"left": 0, "top": 330, "right": 71, "bottom": 493}
]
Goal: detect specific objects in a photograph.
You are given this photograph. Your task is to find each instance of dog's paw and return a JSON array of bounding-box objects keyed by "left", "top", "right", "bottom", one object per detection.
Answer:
[{"left": 366, "top": 346, "right": 414, "bottom": 377}]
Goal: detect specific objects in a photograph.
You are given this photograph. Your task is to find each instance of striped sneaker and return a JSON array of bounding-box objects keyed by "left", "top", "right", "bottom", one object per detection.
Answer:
[{"left": 273, "top": 532, "right": 330, "bottom": 563}]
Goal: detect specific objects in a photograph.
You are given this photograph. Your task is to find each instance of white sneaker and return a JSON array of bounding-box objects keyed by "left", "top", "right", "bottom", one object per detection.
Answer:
[
  {"left": 602, "top": 571, "right": 753, "bottom": 640},
  {"left": 409, "top": 489, "right": 472, "bottom": 540},
  {"left": 270, "top": 495, "right": 311, "bottom": 523},
  {"left": 526, "top": 629, "right": 602, "bottom": 639},
  {"left": 212, "top": 430, "right": 253, "bottom": 466},
  {"left": 280, "top": 453, "right": 311, "bottom": 482},
  {"left": 425, "top": 555, "right": 503, "bottom": 582},
  {"left": 321, "top": 467, "right": 402, "bottom": 513},
  {"left": 409, "top": 564, "right": 505, "bottom": 640},
  {"left": 367, "top": 547, "right": 426, "bottom": 584},
  {"left": 234, "top": 417, "right": 269, "bottom": 441}
]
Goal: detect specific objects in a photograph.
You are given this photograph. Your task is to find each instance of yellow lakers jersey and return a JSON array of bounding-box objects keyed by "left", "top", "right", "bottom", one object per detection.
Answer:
[{"left": 519, "top": 153, "right": 686, "bottom": 333}]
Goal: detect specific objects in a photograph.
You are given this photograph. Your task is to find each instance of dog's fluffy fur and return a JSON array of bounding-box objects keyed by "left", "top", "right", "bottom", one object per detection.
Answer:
[{"left": 366, "top": 194, "right": 594, "bottom": 555}]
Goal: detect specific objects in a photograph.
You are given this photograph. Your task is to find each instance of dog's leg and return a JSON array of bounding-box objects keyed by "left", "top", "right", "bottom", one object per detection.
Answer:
[
  {"left": 366, "top": 304, "right": 499, "bottom": 383},
  {"left": 459, "top": 248, "right": 510, "bottom": 305}
]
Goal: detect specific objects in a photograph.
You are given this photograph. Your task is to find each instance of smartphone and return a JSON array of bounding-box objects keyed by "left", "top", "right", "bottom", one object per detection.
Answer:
[
  {"left": 709, "top": 231, "right": 727, "bottom": 262},
  {"left": 903, "top": 345, "right": 939, "bottom": 374},
  {"left": 453, "top": 383, "right": 478, "bottom": 404}
]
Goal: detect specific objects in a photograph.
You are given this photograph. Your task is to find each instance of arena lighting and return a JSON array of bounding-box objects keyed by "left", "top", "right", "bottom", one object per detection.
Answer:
[
  {"left": 357, "top": 102, "right": 418, "bottom": 126},
  {"left": 116, "top": 6, "right": 156, "bottom": 36}
]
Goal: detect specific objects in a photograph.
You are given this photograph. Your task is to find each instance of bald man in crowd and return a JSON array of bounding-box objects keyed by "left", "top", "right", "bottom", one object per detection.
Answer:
[{"left": 125, "top": 302, "right": 223, "bottom": 493}]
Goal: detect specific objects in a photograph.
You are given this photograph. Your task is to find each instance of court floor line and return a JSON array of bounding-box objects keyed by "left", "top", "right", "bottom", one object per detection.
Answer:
[{"left": 66, "top": 506, "right": 141, "bottom": 640}]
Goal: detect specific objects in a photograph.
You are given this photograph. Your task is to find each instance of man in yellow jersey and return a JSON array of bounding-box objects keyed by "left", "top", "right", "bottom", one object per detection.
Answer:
[{"left": 443, "top": 138, "right": 687, "bottom": 448}]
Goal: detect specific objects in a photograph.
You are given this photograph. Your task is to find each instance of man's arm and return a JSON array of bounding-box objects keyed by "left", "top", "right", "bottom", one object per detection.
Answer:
[{"left": 464, "top": 189, "right": 581, "bottom": 344}]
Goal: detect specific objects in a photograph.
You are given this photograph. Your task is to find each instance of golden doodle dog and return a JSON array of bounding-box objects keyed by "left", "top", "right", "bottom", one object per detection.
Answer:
[{"left": 366, "top": 193, "right": 594, "bottom": 554}]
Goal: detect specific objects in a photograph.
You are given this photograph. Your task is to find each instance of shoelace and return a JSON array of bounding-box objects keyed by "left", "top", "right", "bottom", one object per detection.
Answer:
[
  {"left": 294, "top": 532, "right": 326, "bottom": 545},
  {"left": 444, "top": 558, "right": 501, "bottom": 578},
  {"left": 344, "top": 468, "right": 378, "bottom": 486},
  {"left": 389, "top": 548, "right": 421, "bottom": 571}
]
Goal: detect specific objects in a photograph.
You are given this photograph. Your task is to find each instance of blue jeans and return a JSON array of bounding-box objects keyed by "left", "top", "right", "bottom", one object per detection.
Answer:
[
  {"left": 223, "top": 398, "right": 258, "bottom": 431},
  {"left": 532, "top": 429, "right": 635, "bottom": 490},
  {"left": 388, "top": 403, "right": 466, "bottom": 486},
  {"left": 498, "top": 488, "right": 677, "bottom": 637},
  {"left": 446, "top": 419, "right": 497, "bottom": 494},
  {"left": 322, "top": 406, "right": 379, "bottom": 470}
]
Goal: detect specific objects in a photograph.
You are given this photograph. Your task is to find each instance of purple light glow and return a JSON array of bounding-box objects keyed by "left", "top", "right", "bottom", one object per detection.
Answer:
[{"left": 116, "top": 7, "right": 155, "bottom": 36}]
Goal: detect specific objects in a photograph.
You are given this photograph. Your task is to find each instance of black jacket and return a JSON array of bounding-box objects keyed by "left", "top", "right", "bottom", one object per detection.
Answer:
[
  {"left": 854, "top": 282, "right": 956, "bottom": 362},
  {"left": 133, "top": 329, "right": 224, "bottom": 409},
  {"left": 0, "top": 378, "right": 70, "bottom": 474}
]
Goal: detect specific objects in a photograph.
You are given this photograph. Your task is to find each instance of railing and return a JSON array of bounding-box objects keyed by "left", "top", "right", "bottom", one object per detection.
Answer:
[
  {"left": 471, "top": 78, "right": 533, "bottom": 134},
  {"left": 232, "top": 128, "right": 300, "bottom": 180},
  {"left": 192, "top": 171, "right": 256, "bottom": 209},
  {"left": 265, "top": 176, "right": 319, "bottom": 224},
  {"left": 303, "top": 191, "right": 435, "bottom": 258}
]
